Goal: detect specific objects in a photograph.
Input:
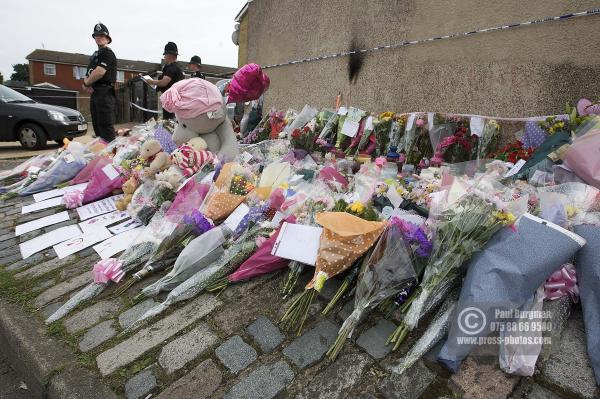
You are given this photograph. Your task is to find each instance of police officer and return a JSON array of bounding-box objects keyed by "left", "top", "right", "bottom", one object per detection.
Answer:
[
  {"left": 83, "top": 22, "right": 117, "bottom": 142},
  {"left": 188, "top": 56, "right": 206, "bottom": 79},
  {"left": 145, "top": 42, "right": 183, "bottom": 120}
]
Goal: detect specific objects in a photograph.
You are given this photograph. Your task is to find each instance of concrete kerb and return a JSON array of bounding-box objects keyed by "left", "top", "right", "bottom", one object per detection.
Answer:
[{"left": 0, "top": 298, "right": 117, "bottom": 398}]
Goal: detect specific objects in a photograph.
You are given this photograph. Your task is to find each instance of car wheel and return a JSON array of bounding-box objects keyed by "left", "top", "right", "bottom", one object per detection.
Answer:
[{"left": 18, "top": 123, "right": 47, "bottom": 150}]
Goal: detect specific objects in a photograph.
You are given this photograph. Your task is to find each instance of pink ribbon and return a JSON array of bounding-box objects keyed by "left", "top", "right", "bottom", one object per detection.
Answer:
[
  {"left": 544, "top": 263, "right": 579, "bottom": 302},
  {"left": 63, "top": 190, "right": 84, "bottom": 209},
  {"left": 92, "top": 259, "right": 125, "bottom": 284}
]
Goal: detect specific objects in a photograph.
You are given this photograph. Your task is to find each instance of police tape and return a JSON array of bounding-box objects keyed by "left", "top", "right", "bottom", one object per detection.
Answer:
[
  {"left": 130, "top": 102, "right": 160, "bottom": 114},
  {"left": 261, "top": 8, "right": 600, "bottom": 69}
]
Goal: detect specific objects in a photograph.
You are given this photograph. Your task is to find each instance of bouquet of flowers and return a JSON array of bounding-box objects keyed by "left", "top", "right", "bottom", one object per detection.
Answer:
[
  {"left": 63, "top": 156, "right": 124, "bottom": 208},
  {"left": 280, "top": 212, "right": 385, "bottom": 335},
  {"left": 431, "top": 123, "right": 477, "bottom": 165},
  {"left": 538, "top": 115, "right": 568, "bottom": 135},
  {"left": 491, "top": 140, "right": 534, "bottom": 164},
  {"left": 477, "top": 120, "right": 501, "bottom": 159},
  {"left": 126, "top": 221, "right": 276, "bottom": 332},
  {"left": 373, "top": 112, "right": 395, "bottom": 157},
  {"left": 18, "top": 145, "right": 88, "bottom": 196},
  {"left": 0, "top": 154, "right": 53, "bottom": 187},
  {"left": 327, "top": 222, "right": 417, "bottom": 359},
  {"left": 290, "top": 125, "right": 317, "bottom": 153},
  {"left": 387, "top": 180, "right": 518, "bottom": 350},
  {"left": 127, "top": 179, "right": 176, "bottom": 225},
  {"left": 200, "top": 163, "right": 255, "bottom": 222}
]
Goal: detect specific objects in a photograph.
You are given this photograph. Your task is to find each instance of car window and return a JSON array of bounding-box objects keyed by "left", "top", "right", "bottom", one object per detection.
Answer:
[{"left": 0, "top": 85, "right": 35, "bottom": 103}]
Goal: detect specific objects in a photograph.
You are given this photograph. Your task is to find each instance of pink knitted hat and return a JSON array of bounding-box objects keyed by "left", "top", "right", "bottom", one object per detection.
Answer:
[
  {"left": 160, "top": 79, "right": 223, "bottom": 119},
  {"left": 227, "top": 63, "right": 270, "bottom": 104}
]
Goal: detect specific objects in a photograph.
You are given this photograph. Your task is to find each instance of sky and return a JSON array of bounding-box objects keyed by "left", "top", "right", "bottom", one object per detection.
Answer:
[{"left": 0, "top": 0, "right": 248, "bottom": 80}]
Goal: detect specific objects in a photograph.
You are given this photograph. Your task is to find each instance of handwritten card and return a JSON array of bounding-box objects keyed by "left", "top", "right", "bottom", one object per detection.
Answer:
[
  {"left": 101, "top": 164, "right": 120, "bottom": 180},
  {"left": 76, "top": 195, "right": 123, "bottom": 221},
  {"left": 79, "top": 210, "right": 130, "bottom": 232},
  {"left": 271, "top": 223, "right": 323, "bottom": 266},
  {"left": 19, "top": 225, "right": 81, "bottom": 259},
  {"left": 15, "top": 211, "right": 70, "bottom": 236},
  {"left": 53, "top": 226, "right": 113, "bottom": 259},
  {"left": 504, "top": 159, "right": 527, "bottom": 178},
  {"left": 341, "top": 120, "right": 360, "bottom": 138},
  {"left": 108, "top": 219, "right": 143, "bottom": 235},
  {"left": 93, "top": 227, "right": 144, "bottom": 259}
]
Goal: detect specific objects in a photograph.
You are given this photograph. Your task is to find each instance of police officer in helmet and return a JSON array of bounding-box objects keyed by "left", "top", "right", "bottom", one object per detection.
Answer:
[
  {"left": 144, "top": 42, "right": 183, "bottom": 120},
  {"left": 188, "top": 56, "right": 206, "bottom": 79},
  {"left": 83, "top": 22, "right": 117, "bottom": 142}
]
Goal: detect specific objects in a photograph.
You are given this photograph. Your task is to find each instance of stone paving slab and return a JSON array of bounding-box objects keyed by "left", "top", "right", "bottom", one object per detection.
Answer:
[
  {"left": 158, "top": 322, "right": 218, "bottom": 374},
  {"left": 64, "top": 298, "right": 122, "bottom": 333},
  {"left": 246, "top": 316, "right": 284, "bottom": 353},
  {"left": 224, "top": 360, "right": 295, "bottom": 399},
  {"left": 96, "top": 294, "right": 220, "bottom": 376},
  {"left": 79, "top": 320, "right": 117, "bottom": 352},
  {"left": 379, "top": 360, "right": 435, "bottom": 399},
  {"left": 124, "top": 364, "right": 157, "bottom": 399},
  {"left": 356, "top": 319, "right": 397, "bottom": 359},
  {"left": 283, "top": 319, "right": 339, "bottom": 369},
  {"left": 216, "top": 335, "right": 258, "bottom": 374},
  {"left": 155, "top": 359, "right": 222, "bottom": 399},
  {"left": 35, "top": 271, "right": 91, "bottom": 307},
  {"left": 118, "top": 298, "right": 157, "bottom": 330}
]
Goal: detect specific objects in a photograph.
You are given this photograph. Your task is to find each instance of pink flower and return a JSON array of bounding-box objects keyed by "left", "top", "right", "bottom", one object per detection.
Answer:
[
  {"left": 416, "top": 118, "right": 425, "bottom": 128},
  {"left": 398, "top": 153, "right": 406, "bottom": 163},
  {"left": 374, "top": 157, "right": 387, "bottom": 168}
]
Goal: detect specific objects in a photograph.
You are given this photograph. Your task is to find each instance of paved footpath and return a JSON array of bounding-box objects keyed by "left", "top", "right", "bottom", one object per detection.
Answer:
[{"left": 0, "top": 160, "right": 598, "bottom": 398}]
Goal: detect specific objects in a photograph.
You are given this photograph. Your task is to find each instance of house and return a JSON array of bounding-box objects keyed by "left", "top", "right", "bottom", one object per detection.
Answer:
[{"left": 233, "top": 0, "right": 600, "bottom": 117}]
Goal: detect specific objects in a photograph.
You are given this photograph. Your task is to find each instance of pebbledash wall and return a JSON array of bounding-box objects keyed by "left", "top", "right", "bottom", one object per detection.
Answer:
[{"left": 242, "top": 0, "right": 600, "bottom": 118}]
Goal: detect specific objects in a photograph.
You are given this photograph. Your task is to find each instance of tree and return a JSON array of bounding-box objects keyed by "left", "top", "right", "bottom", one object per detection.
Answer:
[
  {"left": 0, "top": 72, "right": 4, "bottom": 84},
  {"left": 10, "top": 63, "right": 29, "bottom": 82}
]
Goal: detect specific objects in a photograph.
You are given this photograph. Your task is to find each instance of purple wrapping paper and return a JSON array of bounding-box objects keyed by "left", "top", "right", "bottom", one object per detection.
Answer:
[
  {"left": 574, "top": 224, "right": 600, "bottom": 385},
  {"left": 438, "top": 214, "right": 585, "bottom": 373}
]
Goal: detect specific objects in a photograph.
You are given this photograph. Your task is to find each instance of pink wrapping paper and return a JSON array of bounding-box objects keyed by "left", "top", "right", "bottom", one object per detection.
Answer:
[
  {"left": 81, "top": 157, "right": 124, "bottom": 204},
  {"left": 69, "top": 156, "right": 104, "bottom": 185}
]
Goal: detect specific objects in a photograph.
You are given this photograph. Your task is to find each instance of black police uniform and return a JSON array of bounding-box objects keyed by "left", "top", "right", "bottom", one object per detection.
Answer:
[
  {"left": 158, "top": 42, "right": 184, "bottom": 120},
  {"left": 87, "top": 24, "right": 117, "bottom": 142},
  {"left": 189, "top": 56, "right": 205, "bottom": 79},
  {"left": 192, "top": 70, "right": 206, "bottom": 79}
]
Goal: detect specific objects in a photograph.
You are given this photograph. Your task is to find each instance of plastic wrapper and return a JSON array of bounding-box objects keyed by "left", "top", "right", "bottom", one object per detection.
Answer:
[
  {"left": 537, "top": 182, "right": 600, "bottom": 228},
  {"left": 254, "top": 161, "right": 291, "bottom": 199},
  {"left": 200, "top": 162, "right": 255, "bottom": 222},
  {"left": 19, "top": 150, "right": 87, "bottom": 195},
  {"left": 512, "top": 131, "right": 571, "bottom": 180},
  {"left": 78, "top": 157, "right": 124, "bottom": 205},
  {"left": 283, "top": 104, "right": 318, "bottom": 134},
  {"left": 391, "top": 289, "right": 459, "bottom": 374},
  {"left": 69, "top": 155, "right": 104, "bottom": 185},
  {"left": 437, "top": 213, "right": 586, "bottom": 373},
  {"left": 573, "top": 224, "right": 600, "bottom": 384},
  {"left": 127, "top": 223, "right": 274, "bottom": 331},
  {"left": 140, "top": 225, "right": 230, "bottom": 297},
  {"left": 563, "top": 128, "right": 600, "bottom": 189},
  {"left": 0, "top": 154, "right": 53, "bottom": 186},
  {"left": 327, "top": 223, "right": 417, "bottom": 359},
  {"left": 128, "top": 180, "right": 176, "bottom": 224},
  {"left": 498, "top": 285, "right": 545, "bottom": 376}
]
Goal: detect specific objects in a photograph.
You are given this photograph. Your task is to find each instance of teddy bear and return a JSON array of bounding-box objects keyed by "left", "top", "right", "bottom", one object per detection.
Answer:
[
  {"left": 155, "top": 168, "right": 184, "bottom": 190},
  {"left": 186, "top": 137, "right": 208, "bottom": 151},
  {"left": 171, "top": 145, "right": 215, "bottom": 178},
  {"left": 139, "top": 139, "right": 172, "bottom": 178},
  {"left": 115, "top": 176, "right": 139, "bottom": 211},
  {"left": 160, "top": 79, "right": 240, "bottom": 161}
]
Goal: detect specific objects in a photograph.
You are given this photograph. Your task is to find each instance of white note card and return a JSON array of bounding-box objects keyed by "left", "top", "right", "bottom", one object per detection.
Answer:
[
  {"left": 53, "top": 226, "right": 113, "bottom": 259},
  {"left": 22, "top": 196, "right": 64, "bottom": 214},
  {"left": 19, "top": 225, "right": 81, "bottom": 259},
  {"left": 504, "top": 159, "right": 527, "bottom": 178},
  {"left": 79, "top": 210, "right": 130, "bottom": 232},
  {"left": 33, "top": 182, "right": 88, "bottom": 202},
  {"left": 76, "top": 195, "right": 123, "bottom": 221},
  {"left": 101, "top": 164, "right": 120, "bottom": 180},
  {"left": 271, "top": 223, "right": 323, "bottom": 266},
  {"left": 15, "top": 211, "right": 70, "bottom": 236},
  {"left": 109, "top": 219, "right": 143, "bottom": 235},
  {"left": 93, "top": 227, "right": 144, "bottom": 259},
  {"left": 341, "top": 120, "right": 360, "bottom": 138},
  {"left": 223, "top": 203, "right": 250, "bottom": 232}
]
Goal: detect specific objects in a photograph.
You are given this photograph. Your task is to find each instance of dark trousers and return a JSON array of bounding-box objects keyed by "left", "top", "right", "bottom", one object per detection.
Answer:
[{"left": 90, "top": 86, "right": 116, "bottom": 142}]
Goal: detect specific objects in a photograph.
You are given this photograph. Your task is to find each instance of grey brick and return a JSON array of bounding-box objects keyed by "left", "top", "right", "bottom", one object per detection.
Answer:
[
  {"left": 224, "top": 361, "right": 294, "bottom": 399},
  {"left": 215, "top": 336, "right": 257, "bottom": 374},
  {"left": 283, "top": 320, "right": 338, "bottom": 368},
  {"left": 246, "top": 316, "right": 284, "bottom": 353}
]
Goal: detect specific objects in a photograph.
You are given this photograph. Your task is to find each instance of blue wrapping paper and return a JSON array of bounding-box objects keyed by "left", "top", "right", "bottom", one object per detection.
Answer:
[
  {"left": 438, "top": 214, "right": 585, "bottom": 373},
  {"left": 19, "top": 156, "right": 86, "bottom": 195},
  {"left": 574, "top": 224, "right": 600, "bottom": 385}
]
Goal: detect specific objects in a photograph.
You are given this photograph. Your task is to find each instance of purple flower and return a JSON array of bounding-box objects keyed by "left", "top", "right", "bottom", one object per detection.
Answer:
[
  {"left": 390, "top": 217, "right": 432, "bottom": 258},
  {"left": 183, "top": 209, "right": 213, "bottom": 235}
]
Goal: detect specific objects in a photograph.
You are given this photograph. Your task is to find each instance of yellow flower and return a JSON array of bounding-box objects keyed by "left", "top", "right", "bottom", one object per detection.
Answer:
[
  {"left": 565, "top": 205, "right": 578, "bottom": 218},
  {"left": 493, "top": 211, "right": 516, "bottom": 225},
  {"left": 279, "top": 182, "right": 289, "bottom": 190},
  {"left": 348, "top": 201, "right": 365, "bottom": 213},
  {"left": 314, "top": 271, "right": 329, "bottom": 292}
]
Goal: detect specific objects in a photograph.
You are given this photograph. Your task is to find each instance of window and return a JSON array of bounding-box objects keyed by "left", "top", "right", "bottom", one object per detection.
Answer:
[
  {"left": 117, "top": 70, "right": 125, "bottom": 82},
  {"left": 73, "top": 66, "right": 87, "bottom": 80},
  {"left": 43, "top": 63, "right": 56, "bottom": 75}
]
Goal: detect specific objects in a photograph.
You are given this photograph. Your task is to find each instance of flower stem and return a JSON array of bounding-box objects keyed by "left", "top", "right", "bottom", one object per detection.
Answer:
[
  {"left": 205, "top": 277, "right": 230, "bottom": 292},
  {"left": 326, "top": 324, "right": 352, "bottom": 360},
  {"left": 280, "top": 289, "right": 315, "bottom": 336},
  {"left": 322, "top": 278, "right": 350, "bottom": 315}
]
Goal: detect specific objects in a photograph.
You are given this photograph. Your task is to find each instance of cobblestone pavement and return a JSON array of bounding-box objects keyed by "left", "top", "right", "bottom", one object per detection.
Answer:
[{"left": 0, "top": 162, "right": 598, "bottom": 398}]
